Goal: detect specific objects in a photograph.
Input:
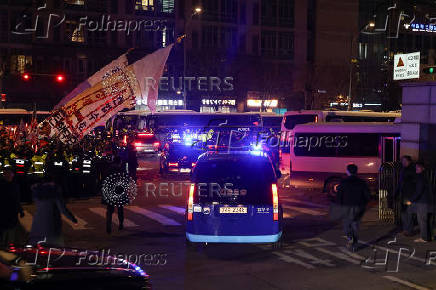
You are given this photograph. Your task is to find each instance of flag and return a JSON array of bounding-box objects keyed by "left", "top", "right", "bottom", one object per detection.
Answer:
[
  {"left": 133, "top": 44, "right": 174, "bottom": 113},
  {"left": 54, "top": 53, "right": 129, "bottom": 109},
  {"left": 28, "top": 105, "right": 39, "bottom": 147},
  {"left": 40, "top": 44, "right": 173, "bottom": 144}
]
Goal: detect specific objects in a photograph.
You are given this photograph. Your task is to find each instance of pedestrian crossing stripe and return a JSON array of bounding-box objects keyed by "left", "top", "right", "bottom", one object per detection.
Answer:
[
  {"left": 128, "top": 206, "right": 181, "bottom": 226},
  {"left": 19, "top": 199, "right": 328, "bottom": 233},
  {"left": 89, "top": 207, "right": 139, "bottom": 228},
  {"left": 158, "top": 205, "right": 186, "bottom": 215},
  {"left": 62, "top": 215, "right": 94, "bottom": 230},
  {"left": 282, "top": 205, "right": 325, "bottom": 216}
]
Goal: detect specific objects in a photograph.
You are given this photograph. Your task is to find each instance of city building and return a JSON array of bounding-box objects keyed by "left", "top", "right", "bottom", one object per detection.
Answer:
[
  {"left": 358, "top": 0, "right": 436, "bottom": 111},
  {"left": 0, "top": 0, "right": 175, "bottom": 110},
  {"left": 0, "top": 0, "right": 360, "bottom": 113}
]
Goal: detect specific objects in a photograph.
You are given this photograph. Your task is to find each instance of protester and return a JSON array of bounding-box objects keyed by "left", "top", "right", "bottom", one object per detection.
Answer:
[
  {"left": 336, "top": 164, "right": 371, "bottom": 252},
  {"left": 397, "top": 156, "right": 416, "bottom": 236},
  {"left": 29, "top": 172, "right": 77, "bottom": 247},
  {"left": 406, "top": 162, "right": 433, "bottom": 242},
  {"left": 102, "top": 156, "right": 126, "bottom": 234},
  {"left": 0, "top": 168, "right": 24, "bottom": 247},
  {"left": 126, "top": 137, "right": 138, "bottom": 181}
]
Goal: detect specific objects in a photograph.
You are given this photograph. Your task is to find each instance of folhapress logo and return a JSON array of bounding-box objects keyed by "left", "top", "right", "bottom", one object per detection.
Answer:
[{"left": 12, "top": 2, "right": 66, "bottom": 39}]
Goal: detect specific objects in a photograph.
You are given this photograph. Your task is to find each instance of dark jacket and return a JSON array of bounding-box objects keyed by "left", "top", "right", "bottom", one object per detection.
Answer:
[
  {"left": 336, "top": 175, "right": 371, "bottom": 207},
  {"left": 410, "top": 173, "right": 433, "bottom": 205},
  {"left": 0, "top": 179, "right": 23, "bottom": 230},
  {"left": 397, "top": 164, "right": 416, "bottom": 201},
  {"left": 126, "top": 144, "right": 138, "bottom": 168},
  {"left": 29, "top": 182, "right": 76, "bottom": 246}
]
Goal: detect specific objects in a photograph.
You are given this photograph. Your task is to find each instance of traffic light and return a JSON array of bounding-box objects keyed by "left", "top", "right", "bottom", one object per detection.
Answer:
[
  {"left": 22, "top": 73, "right": 31, "bottom": 81},
  {"left": 423, "top": 66, "right": 436, "bottom": 74},
  {"left": 1, "top": 93, "right": 6, "bottom": 102},
  {"left": 55, "top": 74, "right": 65, "bottom": 82}
]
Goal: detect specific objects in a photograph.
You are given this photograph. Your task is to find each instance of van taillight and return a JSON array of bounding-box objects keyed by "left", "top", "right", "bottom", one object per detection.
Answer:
[
  {"left": 272, "top": 184, "right": 279, "bottom": 221},
  {"left": 187, "top": 184, "right": 195, "bottom": 221}
]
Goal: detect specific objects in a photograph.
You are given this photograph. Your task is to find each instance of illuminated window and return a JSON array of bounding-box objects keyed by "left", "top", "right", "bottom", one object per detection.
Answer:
[
  {"left": 11, "top": 55, "right": 32, "bottom": 74},
  {"left": 66, "top": 20, "right": 84, "bottom": 43},
  {"left": 135, "top": 0, "right": 154, "bottom": 11},
  {"left": 65, "top": 0, "right": 85, "bottom": 5},
  {"left": 162, "top": 0, "right": 174, "bottom": 13}
]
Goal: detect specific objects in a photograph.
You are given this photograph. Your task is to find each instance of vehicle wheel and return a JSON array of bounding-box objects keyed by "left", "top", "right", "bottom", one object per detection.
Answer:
[{"left": 325, "top": 178, "right": 341, "bottom": 199}]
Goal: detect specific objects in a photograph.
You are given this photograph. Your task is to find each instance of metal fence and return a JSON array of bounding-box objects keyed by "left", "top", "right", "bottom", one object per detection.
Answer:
[{"left": 378, "top": 162, "right": 436, "bottom": 224}]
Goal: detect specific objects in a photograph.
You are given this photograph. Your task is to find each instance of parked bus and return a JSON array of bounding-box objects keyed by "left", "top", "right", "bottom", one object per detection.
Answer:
[
  {"left": 288, "top": 122, "right": 401, "bottom": 195},
  {"left": 279, "top": 110, "right": 401, "bottom": 173},
  {"left": 0, "top": 109, "right": 50, "bottom": 127}
]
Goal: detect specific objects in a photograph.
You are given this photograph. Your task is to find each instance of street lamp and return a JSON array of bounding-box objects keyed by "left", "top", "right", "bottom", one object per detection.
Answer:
[{"left": 183, "top": 6, "right": 203, "bottom": 110}]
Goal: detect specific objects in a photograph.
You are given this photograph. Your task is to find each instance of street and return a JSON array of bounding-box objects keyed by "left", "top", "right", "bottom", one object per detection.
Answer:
[{"left": 18, "top": 155, "right": 436, "bottom": 290}]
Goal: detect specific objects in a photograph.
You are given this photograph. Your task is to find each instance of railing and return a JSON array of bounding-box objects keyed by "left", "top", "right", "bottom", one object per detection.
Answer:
[{"left": 378, "top": 162, "right": 436, "bottom": 224}]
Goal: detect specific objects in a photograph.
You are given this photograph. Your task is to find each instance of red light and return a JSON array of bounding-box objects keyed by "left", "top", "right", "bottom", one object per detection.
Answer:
[
  {"left": 168, "top": 162, "right": 178, "bottom": 167},
  {"left": 1, "top": 93, "right": 6, "bottom": 102},
  {"left": 22, "top": 73, "right": 30, "bottom": 81},
  {"left": 187, "top": 184, "right": 195, "bottom": 221},
  {"left": 191, "top": 162, "right": 196, "bottom": 167},
  {"left": 153, "top": 142, "right": 160, "bottom": 147},
  {"left": 272, "top": 184, "right": 279, "bottom": 221},
  {"left": 123, "top": 135, "right": 127, "bottom": 144},
  {"left": 56, "top": 74, "right": 65, "bottom": 82},
  {"left": 138, "top": 133, "right": 154, "bottom": 137},
  {"left": 134, "top": 142, "right": 142, "bottom": 147}
]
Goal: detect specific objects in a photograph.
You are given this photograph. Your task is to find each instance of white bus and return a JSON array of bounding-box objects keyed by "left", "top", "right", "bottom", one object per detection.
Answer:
[
  {"left": 288, "top": 122, "right": 401, "bottom": 195},
  {"left": 0, "top": 109, "right": 50, "bottom": 127},
  {"left": 279, "top": 110, "right": 401, "bottom": 173}
]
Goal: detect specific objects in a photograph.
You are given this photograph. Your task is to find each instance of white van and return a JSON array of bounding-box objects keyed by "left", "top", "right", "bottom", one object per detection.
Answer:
[
  {"left": 279, "top": 110, "right": 401, "bottom": 173},
  {"left": 288, "top": 122, "right": 401, "bottom": 194}
]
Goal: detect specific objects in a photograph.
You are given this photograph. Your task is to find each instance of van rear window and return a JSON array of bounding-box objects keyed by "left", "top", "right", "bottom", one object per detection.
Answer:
[{"left": 284, "top": 115, "right": 317, "bottom": 130}]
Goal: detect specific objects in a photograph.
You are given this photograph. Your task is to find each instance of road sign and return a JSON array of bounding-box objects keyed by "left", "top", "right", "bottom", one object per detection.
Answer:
[{"left": 393, "top": 52, "right": 420, "bottom": 80}]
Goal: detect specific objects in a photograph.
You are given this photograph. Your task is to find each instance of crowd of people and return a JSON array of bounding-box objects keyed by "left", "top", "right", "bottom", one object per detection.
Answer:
[
  {"left": 0, "top": 127, "right": 139, "bottom": 248},
  {"left": 396, "top": 156, "right": 434, "bottom": 242}
]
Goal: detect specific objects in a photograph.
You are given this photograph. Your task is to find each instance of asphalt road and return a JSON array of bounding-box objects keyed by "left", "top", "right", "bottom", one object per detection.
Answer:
[{"left": 19, "top": 155, "right": 436, "bottom": 290}]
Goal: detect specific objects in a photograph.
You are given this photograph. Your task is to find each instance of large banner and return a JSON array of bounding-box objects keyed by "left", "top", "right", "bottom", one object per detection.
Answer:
[
  {"left": 41, "top": 67, "right": 139, "bottom": 144},
  {"left": 41, "top": 44, "right": 174, "bottom": 144}
]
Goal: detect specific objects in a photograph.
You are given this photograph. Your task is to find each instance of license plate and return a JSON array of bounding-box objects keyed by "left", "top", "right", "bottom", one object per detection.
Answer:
[
  {"left": 219, "top": 207, "right": 247, "bottom": 214},
  {"left": 180, "top": 168, "right": 191, "bottom": 173}
]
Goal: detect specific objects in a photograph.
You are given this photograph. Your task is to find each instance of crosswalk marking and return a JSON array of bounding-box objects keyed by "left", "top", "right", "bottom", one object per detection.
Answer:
[
  {"left": 314, "top": 247, "right": 361, "bottom": 265},
  {"left": 128, "top": 206, "right": 181, "bottom": 226},
  {"left": 281, "top": 198, "right": 328, "bottom": 208},
  {"left": 383, "top": 276, "right": 431, "bottom": 290},
  {"left": 20, "top": 210, "right": 33, "bottom": 232},
  {"left": 62, "top": 215, "right": 94, "bottom": 230},
  {"left": 282, "top": 205, "right": 325, "bottom": 216},
  {"left": 158, "top": 205, "right": 186, "bottom": 215},
  {"left": 89, "top": 207, "right": 138, "bottom": 228},
  {"left": 272, "top": 252, "right": 316, "bottom": 269}
]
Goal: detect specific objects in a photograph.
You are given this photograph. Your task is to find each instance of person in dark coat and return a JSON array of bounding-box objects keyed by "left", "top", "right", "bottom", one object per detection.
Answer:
[
  {"left": 397, "top": 156, "right": 416, "bottom": 235},
  {"left": 0, "top": 168, "right": 24, "bottom": 247},
  {"left": 126, "top": 137, "right": 138, "bottom": 181},
  {"left": 29, "top": 172, "right": 77, "bottom": 247},
  {"left": 406, "top": 162, "right": 433, "bottom": 242},
  {"left": 336, "top": 164, "right": 371, "bottom": 252},
  {"left": 102, "top": 156, "right": 126, "bottom": 234}
]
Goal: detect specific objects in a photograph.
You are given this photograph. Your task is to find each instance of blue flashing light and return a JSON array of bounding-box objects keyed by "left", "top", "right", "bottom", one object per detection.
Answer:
[{"left": 252, "top": 143, "right": 262, "bottom": 151}]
